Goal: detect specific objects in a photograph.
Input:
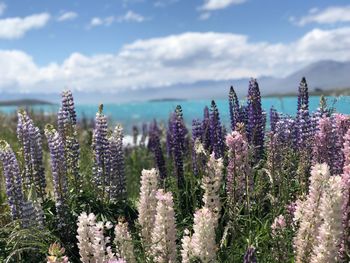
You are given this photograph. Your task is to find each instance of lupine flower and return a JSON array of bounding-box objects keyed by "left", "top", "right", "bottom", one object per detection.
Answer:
[
  {"left": 210, "top": 100, "right": 225, "bottom": 159},
  {"left": 181, "top": 229, "right": 191, "bottom": 263},
  {"left": 47, "top": 242, "right": 69, "bottom": 263},
  {"left": 171, "top": 105, "right": 187, "bottom": 188},
  {"left": 297, "top": 77, "right": 309, "bottom": 114},
  {"left": 226, "top": 130, "right": 250, "bottom": 210},
  {"left": 58, "top": 90, "right": 80, "bottom": 188},
  {"left": 190, "top": 207, "right": 217, "bottom": 263},
  {"left": 202, "top": 106, "right": 211, "bottom": 151},
  {"left": 192, "top": 119, "right": 203, "bottom": 176},
  {"left": 148, "top": 120, "right": 167, "bottom": 180},
  {"left": 243, "top": 246, "right": 257, "bottom": 263},
  {"left": 340, "top": 128, "right": 350, "bottom": 261},
  {"left": 151, "top": 189, "right": 177, "bottom": 263},
  {"left": 311, "top": 176, "right": 343, "bottom": 263},
  {"left": 333, "top": 114, "right": 350, "bottom": 174},
  {"left": 45, "top": 125, "right": 68, "bottom": 228},
  {"left": 246, "top": 79, "right": 265, "bottom": 161},
  {"left": 269, "top": 106, "right": 279, "bottom": 133},
  {"left": 92, "top": 104, "right": 110, "bottom": 199},
  {"left": 108, "top": 125, "right": 126, "bottom": 200},
  {"left": 294, "top": 163, "right": 330, "bottom": 263},
  {"left": 76, "top": 212, "right": 115, "bottom": 263},
  {"left": 312, "top": 116, "right": 335, "bottom": 170},
  {"left": 138, "top": 168, "right": 159, "bottom": 245},
  {"left": 228, "top": 86, "right": 240, "bottom": 131},
  {"left": 0, "top": 141, "right": 24, "bottom": 220},
  {"left": 17, "top": 110, "right": 46, "bottom": 199},
  {"left": 114, "top": 218, "right": 136, "bottom": 263},
  {"left": 202, "top": 152, "right": 223, "bottom": 220}
]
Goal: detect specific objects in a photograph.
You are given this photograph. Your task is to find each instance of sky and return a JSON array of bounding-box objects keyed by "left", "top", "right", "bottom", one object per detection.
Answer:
[{"left": 0, "top": 0, "right": 350, "bottom": 94}]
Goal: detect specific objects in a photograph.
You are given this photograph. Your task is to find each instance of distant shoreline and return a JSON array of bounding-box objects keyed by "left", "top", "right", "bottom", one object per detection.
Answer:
[{"left": 0, "top": 99, "right": 54, "bottom": 107}]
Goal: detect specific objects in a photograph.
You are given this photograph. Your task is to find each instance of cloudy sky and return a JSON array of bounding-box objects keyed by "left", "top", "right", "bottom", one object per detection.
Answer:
[{"left": 0, "top": 0, "right": 350, "bottom": 94}]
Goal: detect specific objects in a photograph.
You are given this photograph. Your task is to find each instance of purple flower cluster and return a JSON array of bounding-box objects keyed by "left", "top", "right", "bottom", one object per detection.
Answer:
[
  {"left": 58, "top": 90, "right": 80, "bottom": 188},
  {"left": 191, "top": 119, "right": 203, "bottom": 176},
  {"left": 243, "top": 246, "right": 257, "bottom": 263},
  {"left": 168, "top": 105, "right": 187, "bottom": 188},
  {"left": 269, "top": 106, "right": 279, "bottom": 133},
  {"left": 202, "top": 106, "right": 211, "bottom": 151},
  {"left": 0, "top": 141, "right": 24, "bottom": 220},
  {"left": 148, "top": 120, "right": 167, "bottom": 180},
  {"left": 247, "top": 79, "right": 265, "bottom": 162},
  {"left": 210, "top": 100, "right": 225, "bottom": 159},
  {"left": 17, "top": 110, "right": 46, "bottom": 199},
  {"left": 45, "top": 125, "right": 69, "bottom": 227},
  {"left": 229, "top": 86, "right": 240, "bottom": 131}
]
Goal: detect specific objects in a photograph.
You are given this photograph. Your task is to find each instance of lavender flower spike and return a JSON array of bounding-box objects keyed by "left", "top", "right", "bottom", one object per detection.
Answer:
[
  {"left": 228, "top": 86, "right": 240, "bottom": 131},
  {"left": 210, "top": 100, "right": 225, "bottom": 159},
  {"left": 0, "top": 140, "right": 24, "bottom": 220},
  {"left": 45, "top": 125, "right": 69, "bottom": 228}
]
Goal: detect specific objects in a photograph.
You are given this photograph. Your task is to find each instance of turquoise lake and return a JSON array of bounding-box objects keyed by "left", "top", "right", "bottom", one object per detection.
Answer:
[{"left": 1, "top": 96, "right": 350, "bottom": 133}]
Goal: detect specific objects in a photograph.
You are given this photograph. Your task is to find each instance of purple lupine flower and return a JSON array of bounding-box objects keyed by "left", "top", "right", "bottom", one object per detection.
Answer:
[
  {"left": 58, "top": 90, "right": 80, "bottom": 188},
  {"left": 192, "top": 119, "right": 203, "bottom": 176},
  {"left": 92, "top": 104, "right": 110, "bottom": 198},
  {"left": 17, "top": 111, "right": 46, "bottom": 199},
  {"left": 210, "top": 100, "right": 225, "bottom": 159},
  {"left": 310, "top": 96, "right": 331, "bottom": 140},
  {"left": 333, "top": 114, "right": 350, "bottom": 175},
  {"left": 108, "top": 125, "right": 126, "bottom": 200},
  {"left": 246, "top": 79, "right": 265, "bottom": 162},
  {"left": 243, "top": 246, "right": 257, "bottom": 263},
  {"left": 166, "top": 113, "right": 176, "bottom": 157},
  {"left": 269, "top": 106, "right": 279, "bottom": 133},
  {"left": 45, "top": 125, "right": 69, "bottom": 228},
  {"left": 148, "top": 120, "right": 167, "bottom": 180},
  {"left": 274, "top": 117, "right": 295, "bottom": 147},
  {"left": 171, "top": 105, "right": 186, "bottom": 188},
  {"left": 297, "top": 77, "right": 309, "bottom": 114},
  {"left": 202, "top": 106, "right": 211, "bottom": 151},
  {"left": 0, "top": 141, "right": 24, "bottom": 220},
  {"left": 296, "top": 104, "right": 312, "bottom": 150},
  {"left": 229, "top": 86, "right": 240, "bottom": 131}
]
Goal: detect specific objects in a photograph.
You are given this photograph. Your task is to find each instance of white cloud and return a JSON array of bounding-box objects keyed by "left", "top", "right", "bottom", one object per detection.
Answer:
[
  {"left": 117, "top": 10, "right": 146, "bottom": 22},
  {"left": 200, "top": 0, "right": 246, "bottom": 11},
  {"left": 0, "top": 13, "right": 50, "bottom": 39},
  {"left": 1, "top": 27, "right": 350, "bottom": 93},
  {"left": 89, "top": 11, "right": 146, "bottom": 27},
  {"left": 0, "top": 2, "right": 6, "bottom": 16},
  {"left": 57, "top": 11, "right": 78, "bottom": 22},
  {"left": 293, "top": 6, "right": 350, "bottom": 26}
]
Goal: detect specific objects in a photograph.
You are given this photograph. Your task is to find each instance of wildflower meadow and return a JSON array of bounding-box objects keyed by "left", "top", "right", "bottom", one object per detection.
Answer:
[{"left": 1, "top": 78, "right": 350, "bottom": 262}]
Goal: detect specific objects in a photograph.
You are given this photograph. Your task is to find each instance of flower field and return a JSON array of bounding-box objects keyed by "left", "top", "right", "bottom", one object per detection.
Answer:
[{"left": 0, "top": 78, "right": 350, "bottom": 262}]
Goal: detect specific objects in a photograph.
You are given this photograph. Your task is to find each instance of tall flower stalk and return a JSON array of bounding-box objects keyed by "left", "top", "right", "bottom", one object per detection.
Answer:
[
  {"left": 17, "top": 110, "right": 46, "bottom": 199},
  {"left": 114, "top": 218, "right": 136, "bottom": 263},
  {"left": 150, "top": 189, "right": 177, "bottom": 263},
  {"left": 246, "top": 79, "right": 265, "bottom": 162},
  {"left": 210, "top": 100, "right": 225, "bottom": 159},
  {"left": 45, "top": 125, "right": 69, "bottom": 228},
  {"left": 58, "top": 90, "right": 80, "bottom": 189},
  {"left": 0, "top": 140, "right": 25, "bottom": 220},
  {"left": 228, "top": 86, "right": 240, "bottom": 131}
]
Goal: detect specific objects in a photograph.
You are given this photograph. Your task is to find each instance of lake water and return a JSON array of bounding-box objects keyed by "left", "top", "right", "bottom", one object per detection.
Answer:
[{"left": 1, "top": 96, "right": 350, "bottom": 133}]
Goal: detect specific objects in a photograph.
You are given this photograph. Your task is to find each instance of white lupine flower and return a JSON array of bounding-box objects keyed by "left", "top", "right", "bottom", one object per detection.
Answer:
[
  {"left": 194, "top": 139, "right": 206, "bottom": 155},
  {"left": 137, "top": 168, "right": 159, "bottom": 245},
  {"left": 77, "top": 212, "right": 115, "bottom": 263},
  {"left": 114, "top": 219, "right": 136, "bottom": 263},
  {"left": 311, "top": 176, "right": 343, "bottom": 263},
  {"left": 191, "top": 207, "right": 217, "bottom": 263},
  {"left": 77, "top": 212, "right": 96, "bottom": 263},
  {"left": 181, "top": 229, "right": 191, "bottom": 263},
  {"left": 294, "top": 163, "right": 331, "bottom": 263},
  {"left": 202, "top": 152, "right": 223, "bottom": 220},
  {"left": 150, "top": 189, "right": 177, "bottom": 263}
]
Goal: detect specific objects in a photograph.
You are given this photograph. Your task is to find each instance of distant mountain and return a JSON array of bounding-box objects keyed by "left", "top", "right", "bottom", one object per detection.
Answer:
[{"left": 1, "top": 60, "right": 349, "bottom": 104}]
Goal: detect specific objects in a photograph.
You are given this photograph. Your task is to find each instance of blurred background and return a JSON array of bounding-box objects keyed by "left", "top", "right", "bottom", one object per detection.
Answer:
[{"left": 1, "top": 0, "right": 350, "bottom": 133}]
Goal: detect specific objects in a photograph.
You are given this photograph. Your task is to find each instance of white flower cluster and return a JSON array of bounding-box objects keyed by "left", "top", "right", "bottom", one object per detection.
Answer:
[
  {"left": 76, "top": 212, "right": 123, "bottom": 263},
  {"left": 294, "top": 163, "right": 330, "bottom": 263},
  {"left": 311, "top": 176, "right": 343, "bottom": 263},
  {"left": 202, "top": 152, "right": 223, "bottom": 220},
  {"left": 181, "top": 207, "right": 217, "bottom": 263},
  {"left": 150, "top": 189, "right": 177, "bottom": 263},
  {"left": 137, "top": 168, "right": 159, "bottom": 245},
  {"left": 114, "top": 219, "right": 136, "bottom": 263},
  {"left": 294, "top": 163, "right": 344, "bottom": 263}
]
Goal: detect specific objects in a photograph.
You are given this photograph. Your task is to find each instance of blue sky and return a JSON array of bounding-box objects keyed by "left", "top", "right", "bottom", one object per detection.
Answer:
[{"left": 0, "top": 0, "right": 350, "bottom": 93}]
